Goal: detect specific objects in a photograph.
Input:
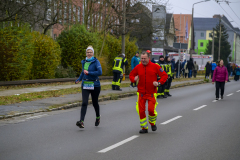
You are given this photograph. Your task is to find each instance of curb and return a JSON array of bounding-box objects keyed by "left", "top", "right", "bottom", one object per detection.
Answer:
[{"left": 0, "top": 80, "right": 207, "bottom": 120}]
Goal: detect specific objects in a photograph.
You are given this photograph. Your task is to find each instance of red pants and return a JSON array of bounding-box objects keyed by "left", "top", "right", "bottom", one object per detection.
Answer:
[{"left": 136, "top": 92, "right": 158, "bottom": 129}]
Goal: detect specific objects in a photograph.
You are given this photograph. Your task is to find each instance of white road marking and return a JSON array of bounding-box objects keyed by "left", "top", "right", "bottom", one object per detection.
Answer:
[
  {"left": 193, "top": 105, "right": 207, "bottom": 111},
  {"left": 98, "top": 135, "right": 139, "bottom": 153},
  {"left": 212, "top": 100, "right": 218, "bottom": 102},
  {"left": 26, "top": 114, "right": 48, "bottom": 120},
  {"left": 160, "top": 116, "right": 182, "bottom": 125},
  {"left": 227, "top": 93, "right": 233, "bottom": 96},
  {"left": 237, "top": 90, "right": 240, "bottom": 92}
]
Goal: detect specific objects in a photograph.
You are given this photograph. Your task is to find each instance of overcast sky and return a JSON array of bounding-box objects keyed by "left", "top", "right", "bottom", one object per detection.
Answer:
[{"left": 167, "top": 0, "right": 240, "bottom": 28}]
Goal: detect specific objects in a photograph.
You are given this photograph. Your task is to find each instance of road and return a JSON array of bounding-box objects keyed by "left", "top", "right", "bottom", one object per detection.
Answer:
[{"left": 0, "top": 81, "right": 240, "bottom": 160}]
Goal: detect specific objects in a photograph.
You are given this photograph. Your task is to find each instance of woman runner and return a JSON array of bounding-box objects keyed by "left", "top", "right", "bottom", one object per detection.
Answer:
[{"left": 75, "top": 46, "right": 102, "bottom": 128}]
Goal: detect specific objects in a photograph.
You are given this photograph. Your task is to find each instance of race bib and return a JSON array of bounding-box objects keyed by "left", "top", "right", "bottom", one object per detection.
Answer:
[{"left": 83, "top": 81, "right": 94, "bottom": 90}]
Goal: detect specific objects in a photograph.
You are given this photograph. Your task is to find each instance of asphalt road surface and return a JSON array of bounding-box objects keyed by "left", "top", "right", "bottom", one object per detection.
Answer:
[{"left": 1, "top": 81, "right": 240, "bottom": 160}]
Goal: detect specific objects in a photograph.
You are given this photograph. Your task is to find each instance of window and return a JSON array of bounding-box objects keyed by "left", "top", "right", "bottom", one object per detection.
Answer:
[
  {"left": 64, "top": 3, "right": 67, "bottom": 23},
  {"left": 69, "top": 4, "right": 72, "bottom": 22},
  {"left": 73, "top": 5, "right": 76, "bottom": 22},
  {"left": 194, "top": 32, "right": 196, "bottom": 37},
  {"left": 78, "top": 7, "right": 80, "bottom": 23},
  {"left": 200, "top": 42, "right": 203, "bottom": 47},
  {"left": 201, "top": 32, "right": 204, "bottom": 37},
  {"left": 59, "top": 1, "right": 62, "bottom": 23},
  {"left": 54, "top": 34, "right": 57, "bottom": 40},
  {"left": 209, "top": 33, "right": 212, "bottom": 37},
  {"left": 46, "top": 9, "right": 51, "bottom": 20}
]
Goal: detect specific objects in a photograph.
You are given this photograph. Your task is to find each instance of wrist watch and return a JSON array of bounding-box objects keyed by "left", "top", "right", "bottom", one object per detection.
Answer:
[{"left": 158, "top": 82, "right": 161, "bottom": 86}]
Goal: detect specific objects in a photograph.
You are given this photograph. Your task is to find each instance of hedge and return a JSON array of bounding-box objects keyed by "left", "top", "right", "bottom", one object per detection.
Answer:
[
  {"left": 30, "top": 32, "right": 61, "bottom": 79},
  {"left": 57, "top": 24, "right": 99, "bottom": 76},
  {"left": 0, "top": 25, "right": 34, "bottom": 81}
]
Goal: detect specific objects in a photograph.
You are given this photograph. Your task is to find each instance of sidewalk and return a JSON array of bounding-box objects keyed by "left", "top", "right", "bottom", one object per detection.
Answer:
[
  {"left": 0, "top": 81, "right": 131, "bottom": 97},
  {"left": 0, "top": 80, "right": 202, "bottom": 116}
]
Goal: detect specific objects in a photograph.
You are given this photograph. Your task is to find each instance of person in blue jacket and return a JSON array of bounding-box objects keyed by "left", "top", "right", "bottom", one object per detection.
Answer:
[
  {"left": 211, "top": 61, "right": 217, "bottom": 79},
  {"left": 130, "top": 52, "right": 140, "bottom": 87},
  {"left": 75, "top": 46, "right": 102, "bottom": 129}
]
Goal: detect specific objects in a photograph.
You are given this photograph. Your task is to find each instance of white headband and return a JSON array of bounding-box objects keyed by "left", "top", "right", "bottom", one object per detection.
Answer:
[{"left": 86, "top": 47, "right": 94, "bottom": 55}]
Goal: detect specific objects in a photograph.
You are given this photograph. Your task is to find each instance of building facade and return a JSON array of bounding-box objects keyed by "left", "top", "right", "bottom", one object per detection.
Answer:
[{"left": 189, "top": 15, "right": 240, "bottom": 63}]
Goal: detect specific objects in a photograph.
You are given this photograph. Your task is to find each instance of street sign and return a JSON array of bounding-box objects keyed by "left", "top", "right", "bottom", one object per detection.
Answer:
[{"left": 173, "top": 43, "right": 188, "bottom": 49}]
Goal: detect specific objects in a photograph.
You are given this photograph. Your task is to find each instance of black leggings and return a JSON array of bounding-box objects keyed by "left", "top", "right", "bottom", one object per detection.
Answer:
[
  {"left": 80, "top": 86, "right": 101, "bottom": 121},
  {"left": 215, "top": 81, "right": 225, "bottom": 98}
]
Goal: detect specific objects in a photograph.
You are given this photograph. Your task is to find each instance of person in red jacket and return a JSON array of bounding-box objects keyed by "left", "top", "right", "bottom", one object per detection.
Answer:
[{"left": 129, "top": 52, "right": 168, "bottom": 134}]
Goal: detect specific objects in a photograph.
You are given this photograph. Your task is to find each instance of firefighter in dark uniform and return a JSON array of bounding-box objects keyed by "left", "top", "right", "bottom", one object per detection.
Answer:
[
  {"left": 112, "top": 54, "right": 128, "bottom": 91},
  {"left": 164, "top": 56, "right": 172, "bottom": 97},
  {"left": 156, "top": 55, "right": 168, "bottom": 98}
]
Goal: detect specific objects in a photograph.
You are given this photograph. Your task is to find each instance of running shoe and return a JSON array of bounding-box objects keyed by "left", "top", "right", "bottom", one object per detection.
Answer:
[
  {"left": 76, "top": 120, "right": 84, "bottom": 128},
  {"left": 95, "top": 117, "right": 100, "bottom": 126}
]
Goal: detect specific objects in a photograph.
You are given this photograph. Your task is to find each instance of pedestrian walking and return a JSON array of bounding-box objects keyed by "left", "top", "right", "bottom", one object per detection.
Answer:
[
  {"left": 211, "top": 61, "right": 217, "bottom": 79},
  {"left": 112, "top": 53, "right": 128, "bottom": 91},
  {"left": 130, "top": 52, "right": 140, "bottom": 87},
  {"left": 164, "top": 56, "right": 172, "bottom": 97},
  {"left": 234, "top": 65, "right": 240, "bottom": 81},
  {"left": 187, "top": 58, "right": 194, "bottom": 78},
  {"left": 182, "top": 60, "right": 186, "bottom": 77},
  {"left": 226, "top": 62, "right": 231, "bottom": 82},
  {"left": 156, "top": 55, "right": 168, "bottom": 98},
  {"left": 193, "top": 61, "right": 199, "bottom": 78},
  {"left": 205, "top": 61, "right": 211, "bottom": 79},
  {"left": 184, "top": 62, "right": 189, "bottom": 78},
  {"left": 129, "top": 51, "right": 168, "bottom": 134},
  {"left": 175, "top": 60, "right": 182, "bottom": 78},
  {"left": 75, "top": 46, "right": 102, "bottom": 128},
  {"left": 212, "top": 60, "right": 228, "bottom": 100}
]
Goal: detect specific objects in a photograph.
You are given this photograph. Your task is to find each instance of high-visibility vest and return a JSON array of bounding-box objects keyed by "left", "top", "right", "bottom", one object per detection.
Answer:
[
  {"left": 165, "top": 63, "right": 172, "bottom": 76},
  {"left": 156, "top": 61, "right": 167, "bottom": 71},
  {"left": 113, "top": 57, "right": 127, "bottom": 73}
]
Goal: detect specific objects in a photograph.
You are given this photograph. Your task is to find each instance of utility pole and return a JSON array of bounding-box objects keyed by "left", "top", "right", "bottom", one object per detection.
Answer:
[
  {"left": 211, "top": 29, "right": 214, "bottom": 60},
  {"left": 179, "top": 13, "right": 181, "bottom": 43},
  {"left": 121, "top": 0, "right": 126, "bottom": 54},
  {"left": 218, "top": 17, "right": 221, "bottom": 61}
]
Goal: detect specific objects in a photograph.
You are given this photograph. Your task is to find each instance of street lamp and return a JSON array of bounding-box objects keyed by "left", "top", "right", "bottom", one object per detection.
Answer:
[{"left": 190, "top": 0, "right": 210, "bottom": 58}]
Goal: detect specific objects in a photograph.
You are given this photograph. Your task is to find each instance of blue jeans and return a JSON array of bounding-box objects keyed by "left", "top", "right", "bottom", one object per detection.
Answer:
[
  {"left": 176, "top": 71, "right": 179, "bottom": 78},
  {"left": 188, "top": 70, "right": 192, "bottom": 78}
]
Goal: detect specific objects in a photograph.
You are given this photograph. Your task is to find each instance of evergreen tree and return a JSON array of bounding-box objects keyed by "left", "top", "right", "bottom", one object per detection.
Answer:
[{"left": 205, "top": 22, "right": 231, "bottom": 64}]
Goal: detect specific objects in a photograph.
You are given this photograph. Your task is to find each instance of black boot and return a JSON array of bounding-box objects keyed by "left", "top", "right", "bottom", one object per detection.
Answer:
[
  {"left": 115, "top": 86, "right": 122, "bottom": 91},
  {"left": 166, "top": 92, "right": 172, "bottom": 97},
  {"left": 151, "top": 125, "right": 157, "bottom": 131},
  {"left": 112, "top": 85, "right": 115, "bottom": 90},
  {"left": 139, "top": 129, "right": 148, "bottom": 134},
  {"left": 163, "top": 94, "right": 168, "bottom": 98}
]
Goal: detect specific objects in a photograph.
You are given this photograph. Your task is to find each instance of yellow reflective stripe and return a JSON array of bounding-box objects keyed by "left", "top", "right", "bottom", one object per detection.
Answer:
[
  {"left": 140, "top": 117, "right": 147, "bottom": 123},
  {"left": 141, "top": 123, "right": 148, "bottom": 129},
  {"left": 153, "top": 93, "right": 158, "bottom": 117},
  {"left": 116, "top": 78, "right": 121, "bottom": 86},
  {"left": 112, "top": 81, "right": 116, "bottom": 85},
  {"left": 164, "top": 89, "right": 169, "bottom": 92},
  {"left": 136, "top": 92, "right": 140, "bottom": 115}
]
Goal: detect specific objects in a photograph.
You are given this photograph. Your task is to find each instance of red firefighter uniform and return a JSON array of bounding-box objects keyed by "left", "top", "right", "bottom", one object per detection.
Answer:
[{"left": 129, "top": 60, "right": 168, "bottom": 129}]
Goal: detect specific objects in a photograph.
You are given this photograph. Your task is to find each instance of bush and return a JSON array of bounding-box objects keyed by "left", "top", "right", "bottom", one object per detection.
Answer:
[
  {"left": 30, "top": 32, "right": 61, "bottom": 79},
  {"left": 57, "top": 24, "right": 99, "bottom": 76},
  {"left": 55, "top": 65, "right": 76, "bottom": 78},
  {"left": 97, "top": 34, "right": 138, "bottom": 75},
  {"left": 0, "top": 24, "right": 34, "bottom": 81}
]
